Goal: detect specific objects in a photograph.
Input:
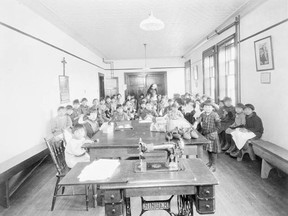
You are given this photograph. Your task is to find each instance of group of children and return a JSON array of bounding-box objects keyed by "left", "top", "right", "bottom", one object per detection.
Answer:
[{"left": 50, "top": 92, "right": 264, "bottom": 172}]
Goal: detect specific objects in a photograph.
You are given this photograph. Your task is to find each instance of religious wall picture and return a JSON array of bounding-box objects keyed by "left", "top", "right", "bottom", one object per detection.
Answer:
[
  {"left": 254, "top": 36, "right": 274, "bottom": 71},
  {"left": 59, "top": 75, "right": 70, "bottom": 103}
]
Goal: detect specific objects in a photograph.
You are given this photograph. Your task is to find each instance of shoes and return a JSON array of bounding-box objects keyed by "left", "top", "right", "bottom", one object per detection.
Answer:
[
  {"left": 190, "top": 129, "right": 199, "bottom": 139},
  {"left": 210, "top": 165, "right": 216, "bottom": 172},
  {"left": 206, "top": 162, "right": 212, "bottom": 168},
  {"left": 226, "top": 144, "right": 235, "bottom": 154},
  {"left": 221, "top": 142, "right": 230, "bottom": 151},
  {"left": 230, "top": 149, "right": 240, "bottom": 157},
  {"left": 183, "top": 131, "right": 191, "bottom": 140}
]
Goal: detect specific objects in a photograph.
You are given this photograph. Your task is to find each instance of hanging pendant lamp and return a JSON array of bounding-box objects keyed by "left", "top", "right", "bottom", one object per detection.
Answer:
[{"left": 140, "top": 11, "right": 165, "bottom": 31}]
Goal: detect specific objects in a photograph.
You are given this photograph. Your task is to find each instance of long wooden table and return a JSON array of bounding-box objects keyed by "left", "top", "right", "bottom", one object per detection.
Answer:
[
  {"left": 59, "top": 159, "right": 219, "bottom": 216},
  {"left": 83, "top": 120, "right": 210, "bottom": 159}
]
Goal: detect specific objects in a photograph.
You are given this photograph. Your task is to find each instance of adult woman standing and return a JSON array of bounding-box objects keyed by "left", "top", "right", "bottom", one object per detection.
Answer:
[{"left": 146, "top": 84, "right": 158, "bottom": 101}]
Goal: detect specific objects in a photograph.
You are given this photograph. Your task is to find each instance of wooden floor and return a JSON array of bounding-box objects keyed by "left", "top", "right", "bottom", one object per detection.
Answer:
[{"left": 0, "top": 153, "right": 287, "bottom": 216}]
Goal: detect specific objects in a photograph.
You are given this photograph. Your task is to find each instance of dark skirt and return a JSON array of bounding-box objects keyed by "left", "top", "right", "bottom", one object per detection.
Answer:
[{"left": 203, "top": 131, "right": 221, "bottom": 153}]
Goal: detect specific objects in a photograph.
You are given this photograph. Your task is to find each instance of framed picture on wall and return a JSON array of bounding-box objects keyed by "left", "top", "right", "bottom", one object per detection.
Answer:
[
  {"left": 59, "top": 75, "right": 70, "bottom": 103},
  {"left": 254, "top": 36, "right": 274, "bottom": 71},
  {"left": 260, "top": 72, "right": 271, "bottom": 84}
]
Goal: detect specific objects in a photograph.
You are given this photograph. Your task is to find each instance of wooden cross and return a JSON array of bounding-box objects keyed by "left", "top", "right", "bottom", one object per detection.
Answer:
[{"left": 61, "top": 57, "right": 67, "bottom": 76}]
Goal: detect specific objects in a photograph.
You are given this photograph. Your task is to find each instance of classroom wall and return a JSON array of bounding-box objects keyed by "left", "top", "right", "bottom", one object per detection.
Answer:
[
  {"left": 110, "top": 58, "right": 185, "bottom": 98},
  {"left": 0, "top": 0, "right": 105, "bottom": 164},
  {"left": 240, "top": 0, "right": 288, "bottom": 150},
  {"left": 185, "top": 0, "right": 288, "bottom": 150}
]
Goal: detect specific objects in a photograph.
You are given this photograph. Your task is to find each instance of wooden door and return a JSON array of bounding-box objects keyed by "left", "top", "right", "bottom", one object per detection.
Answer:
[
  {"left": 146, "top": 73, "right": 166, "bottom": 96},
  {"left": 99, "top": 73, "right": 105, "bottom": 99},
  {"left": 125, "top": 72, "right": 167, "bottom": 99}
]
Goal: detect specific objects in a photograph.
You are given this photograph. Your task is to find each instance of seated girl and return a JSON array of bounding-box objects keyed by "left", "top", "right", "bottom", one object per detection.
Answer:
[
  {"left": 167, "top": 103, "right": 184, "bottom": 120},
  {"left": 78, "top": 108, "right": 100, "bottom": 139},
  {"left": 222, "top": 103, "right": 246, "bottom": 153},
  {"left": 230, "top": 104, "right": 264, "bottom": 157},
  {"left": 98, "top": 98, "right": 111, "bottom": 121},
  {"left": 183, "top": 99, "right": 196, "bottom": 125},
  {"left": 64, "top": 124, "right": 93, "bottom": 168},
  {"left": 137, "top": 102, "right": 157, "bottom": 120},
  {"left": 112, "top": 105, "right": 130, "bottom": 122}
]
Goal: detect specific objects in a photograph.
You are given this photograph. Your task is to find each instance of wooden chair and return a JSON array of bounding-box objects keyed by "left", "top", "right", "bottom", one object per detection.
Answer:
[{"left": 44, "top": 137, "right": 89, "bottom": 211}]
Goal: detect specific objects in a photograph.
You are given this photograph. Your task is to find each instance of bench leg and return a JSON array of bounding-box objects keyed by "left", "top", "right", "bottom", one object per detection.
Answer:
[
  {"left": 0, "top": 181, "right": 9, "bottom": 208},
  {"left": 261, "top": 159, "right": 273, "bottom": 179},
  {"left": 237, "top": 144, "right": 256, "bottom": 162}
]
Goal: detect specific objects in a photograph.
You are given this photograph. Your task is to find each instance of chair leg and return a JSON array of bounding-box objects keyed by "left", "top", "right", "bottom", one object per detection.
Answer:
[
  {"left": 85, "top": 185, "right": 89, "bottom": 211},
  {"left": 51, "top": 177, "right": 61, "bottom": 211},
  {"left": 61, "top": 186, "right": 65, "bottom": 195}
]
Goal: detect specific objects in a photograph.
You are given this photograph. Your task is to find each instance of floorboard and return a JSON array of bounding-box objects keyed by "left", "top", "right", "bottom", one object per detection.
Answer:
[{"left": 0, "top": 153, "right": 287, "bottom": 216}]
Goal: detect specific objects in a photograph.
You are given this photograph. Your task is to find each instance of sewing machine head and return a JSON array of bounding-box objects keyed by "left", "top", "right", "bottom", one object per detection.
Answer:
[{"left": 137, "top": 138, "right": 184, "bottom": 172}]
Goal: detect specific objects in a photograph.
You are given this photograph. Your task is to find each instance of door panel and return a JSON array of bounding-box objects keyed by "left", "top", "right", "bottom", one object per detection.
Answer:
[{"left": 125, "top": 72, "right": 167, "bottom": 99}]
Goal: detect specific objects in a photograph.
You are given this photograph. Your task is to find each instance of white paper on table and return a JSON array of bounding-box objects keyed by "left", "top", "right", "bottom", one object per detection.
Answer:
[
  {"left": 78, "top": 159, "right": 120, "bottom": 182},
  {"left": 231, "top": 128, "right": 256, "bottom": 150},
  {"left": 139, "top": 117, "right": 153, "bottom": 123},
  {"left": 100, "top": 122, "right": 114, "bottom": 133}
]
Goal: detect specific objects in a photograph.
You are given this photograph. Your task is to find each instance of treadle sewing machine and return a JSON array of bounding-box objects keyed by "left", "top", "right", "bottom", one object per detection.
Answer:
[
  {"left": 135, "top": 138, "right": 185, "bottom": 172},
  {"left": 97, "top": 138, "right": 218, "bottom": 216}
]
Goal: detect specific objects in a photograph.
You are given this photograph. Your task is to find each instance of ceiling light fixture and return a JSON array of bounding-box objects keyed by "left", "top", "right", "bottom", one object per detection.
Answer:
[{"left": 140, "top": 11, "right": 165, "bottom": 31}]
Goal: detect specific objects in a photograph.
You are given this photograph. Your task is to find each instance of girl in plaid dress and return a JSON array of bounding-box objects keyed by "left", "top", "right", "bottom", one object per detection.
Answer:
[{"left": 193, "top": 100, "right": 221, "bottom": 172}]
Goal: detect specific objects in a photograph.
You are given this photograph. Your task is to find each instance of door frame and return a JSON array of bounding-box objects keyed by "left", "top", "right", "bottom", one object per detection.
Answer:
[
  {"left": 98, "top": 72, "right": 105, "bottom": 99},
  {"left": 124, "top": 71, "right": 167, "bottom": 98}
]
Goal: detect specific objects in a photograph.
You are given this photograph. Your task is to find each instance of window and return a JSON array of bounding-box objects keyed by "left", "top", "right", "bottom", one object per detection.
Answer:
[
  {"left": 203, "top": 48, "right": 216, "bottom": 101},
  {"left": 202, "top": 35, "right": 239, "bottom": 103},
  {"left": 185, "top": 60, "right": 192, "bottom": 93},
  {"left": 218, "top": 37, "right": 237, "bottom": 103}
]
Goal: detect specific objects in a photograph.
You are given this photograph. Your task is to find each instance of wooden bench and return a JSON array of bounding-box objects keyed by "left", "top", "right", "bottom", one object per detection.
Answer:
[
  {"left": 0, "top": 144, "right": 49, "bottom": 208},
  {"left": 249, "top": 139, "right": 288, "bottom": 179}
]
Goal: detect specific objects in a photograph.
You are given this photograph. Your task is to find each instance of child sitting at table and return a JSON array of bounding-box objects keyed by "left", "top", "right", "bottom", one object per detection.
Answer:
[
  {"left": 193, "top": 100, "right": 221, "bottom": 172},
  {"left": 167, "top": 103, "right": 184, "bottom": 120},
  {"left": 146, "top": 102, "right": 159, "bottom": 117},
  {"left": 80, "top": 98, "right": 89, "bottom": 115},
  {"left": 64, "top": 124, "right": 93, "bottom": 168},
  {"left": 78, "top": 108, "right": 100, "bottom": 139},
  {"left": 222, "top": 103, "right": 246, "bottom": 153},
  {"left": 183, "top": 99, "right": 196, "bottom": 124},
  {"left": 71, "top": 99, "right": 81, "bottom": 126},
  {"left": 90, "top": 98, "right": 99, "bottom": 111},
  {"left": 98, "top": 98, "right": 111, "bottom": 121},
  {"left": 137, "top": 102, "right": 157, "bottom": 120},
  {"left": 230, "top": 104, "right": 264, "bottom": 158},
  {"left": 66, "top": 105, "right": 74, "bottom": 122},
  {"left": 51, "top": 106, "right": 72, "bottom": 137},
  {"left": 112, "top": 104, "right": 130, "bottom": 121},
  {"left": 163, "top": 99, "right": 174, "bottom": 115}
]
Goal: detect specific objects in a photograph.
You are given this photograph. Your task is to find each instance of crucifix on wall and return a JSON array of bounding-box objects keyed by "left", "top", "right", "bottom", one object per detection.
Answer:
[{"left": 59, "top": 57, "right": 70, "bottom": 103}]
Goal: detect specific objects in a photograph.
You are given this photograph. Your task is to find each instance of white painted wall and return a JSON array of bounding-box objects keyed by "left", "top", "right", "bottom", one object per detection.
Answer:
[
  {"left": 0, "top": 0, "right": 105, "bottom": 164},
  {"left": 240, "top": 0, "right": 288, "bottom": 150},
  {"left": 110, "top": 58, "right": 185, "bottom": 98},
  {"left": 185, "top": 0, "right": 288, "bottom": 149}
]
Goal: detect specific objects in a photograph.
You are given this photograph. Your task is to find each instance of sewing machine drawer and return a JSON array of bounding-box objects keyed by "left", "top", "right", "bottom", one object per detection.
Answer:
[
  {"left": 105, "top": 202, "right": 123, "bottom": 216},
  {"left": 195, "top": 196, "right": 215, "bottom": 214},
  {"left": 197, "top": 185, "right": 214, "bottom": 198},
  {"left": 104, "top": 190, "right": 122, "bottom": 203}
]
